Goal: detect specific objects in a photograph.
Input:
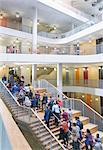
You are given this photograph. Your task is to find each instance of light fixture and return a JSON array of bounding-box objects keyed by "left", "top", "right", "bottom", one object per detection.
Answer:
[
  {"left": 82, "top": 95, "right": 85, "bottom": 98},
  {"left": 15, "top": 38, "right": 20, "bottom": 43},
  {"left": 0, "top": 14, "right": 3, "bottom": 19},
  {"left": 83, "top": 68, "right": 85, "bottom": 71},
  {"left": 37, "top": 19, "right": 40, "bottom": 25},
  {"left": 54, "top": 47, "right": 57, "bottom": 50},
  {"left": 20, "top": 66, "right": 23, "bottom": 69},
  {"left": 89, "top": 40, "right": 92, "bottom": 43},
  {"left": 53, "top": 26, "right": 57, "bottom": 30},
  {"left": 87, "top": 68, "right": 89, "bottom": 71},
  {"left": 46, "top": 46, "right": 48, "bottom": 49},
  {"left": 95, "top": 98, "right": 98, "bottom": 101},
  {"left": 27, "top": 67, "right": 29, "bottom": 70},
  {"left": 37, "top": 68, "right": 39, "bottom": 71},
  {"left": 54, "top": 68, "right": 56, "bottom": 71},
  {"left": 16, "top": 12, "right": 20, "bottom": 18},
  {"left": 75, "top": 68, "right": 77, "bottom": 71},
  {"left": 98, "top": 66, "right": 101, "bottom": 70},
  {"left": 15, "top": 67, "right": 18, "bottom": 70},
  {"left": 44, "top": 67, "right": 47, "bottom": 70},
  {"left": 66, "top": 69, "right": 69, "bottom": 72}
]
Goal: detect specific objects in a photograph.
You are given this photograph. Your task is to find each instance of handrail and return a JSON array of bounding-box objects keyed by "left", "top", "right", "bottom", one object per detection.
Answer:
[
  {"left": 52, "top": 111, "right": 83, "bottom": 146},
  {"left": 42, "top": 79, "right": 103, "bottom": 120},
  {"left": 0, "top": 81, "right": 66, "bottom": 150}
]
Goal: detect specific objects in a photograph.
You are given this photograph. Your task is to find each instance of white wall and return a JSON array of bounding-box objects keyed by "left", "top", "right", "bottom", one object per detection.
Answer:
[{"left": 0, "top": 53, "right": 103, "bottom": 64}]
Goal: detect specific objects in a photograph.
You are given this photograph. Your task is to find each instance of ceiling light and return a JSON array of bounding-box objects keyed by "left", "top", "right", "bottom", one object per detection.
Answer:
[
  {"left": 27, "top": 67, "right": 30, "bottom": 70},
  {"left": 54, "top": 47, "right": 57, "bottom": 50},
  {"left": 75, "top": 68, "right": 77, "bottom": 71},
  {"left": 95, "top": 98, "right": 98, "bottom": 101},
  {"left": 15, "top": 38, "right": 20, "bottom": 43},
  {"left": 44, "top": 67, "right": 47, "bottom": 70},
  {"left": 83, "top": 68, "right": 85, "bottom": 71},
  {"left": 54, "top": 68, "right": 57, "bottom": 71},
  {"left": 37, "top": 68, "right": 39, "bottom": 71},
  {"left": 0, "top": 14, "right": 3, "bottom": 19},
  {"left": 66, "top": 69, "right": 69, "bottom": 72},
  {"left": 46, "top": 46, "right": 48, "bottom": 49},
  {"left": 82, "top": 95, "right": 85, "bottom": 98},
  {"left": 16, "top": 12, "right": 20, "bottom": 18},
  {"left": 20, "top": 66, "right": 23, "bottom": 69},
  {"left": 89, "top": 40, "right": 92, "bottom": 43},
  {"left": 37, "top": 19, "right": 40, "bottom": 25},
  {"left": 53, "top": 26, "right": 57, "bottom": 30}
]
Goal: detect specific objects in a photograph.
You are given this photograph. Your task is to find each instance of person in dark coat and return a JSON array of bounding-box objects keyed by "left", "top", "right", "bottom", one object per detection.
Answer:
[{"left": 44, "top": 106, "right": 51, "bottom": 128}]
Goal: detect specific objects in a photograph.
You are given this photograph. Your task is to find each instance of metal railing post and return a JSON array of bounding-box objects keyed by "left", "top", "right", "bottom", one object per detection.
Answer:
[{"left": 94, "top": 113, "right": 96, "bottom": 124}]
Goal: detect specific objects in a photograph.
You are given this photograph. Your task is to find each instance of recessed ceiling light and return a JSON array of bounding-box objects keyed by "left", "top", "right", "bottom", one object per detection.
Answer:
[
  {"left": 0, "top": 14, "right": 3, "bottom": 19},
  {"left": 16, "top": 12, "right": 20, "bottom": 18},
  {"left": 53, "top": 26, "right": 57, "bottom": 30},
  {"left": 89, "top": 40, "right": 92, "bottom": 43}
]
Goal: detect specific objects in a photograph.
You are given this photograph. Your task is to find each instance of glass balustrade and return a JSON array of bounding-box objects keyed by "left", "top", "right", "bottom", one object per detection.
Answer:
[
  {"left": 0, "top": 24, "right": 32, "bottom": 34},
  {"left": 41, "top": 79, "right": 103, "bottom": 89},
  {"left": 38, "top": 18, "right": 100, "bottom": 39},
  {"left": 0, "top": 115, "right": 12, "bottom": 150}
]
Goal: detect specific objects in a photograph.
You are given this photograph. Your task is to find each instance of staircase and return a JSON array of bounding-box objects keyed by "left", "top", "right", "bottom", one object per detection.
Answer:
[
  {"left": 35, "top": 80, "right": 103, "bottom": 147},
  {"left": 0, "top": 81, "right": 66, "bottom": 150},
  {"left": 0, "top": 79, "right": 103, "bottom": 149}
]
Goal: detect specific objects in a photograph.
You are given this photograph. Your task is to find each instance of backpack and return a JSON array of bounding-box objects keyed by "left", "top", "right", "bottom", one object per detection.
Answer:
[{"left": 77, "top": 120, "right": 83, "bottom": 130}]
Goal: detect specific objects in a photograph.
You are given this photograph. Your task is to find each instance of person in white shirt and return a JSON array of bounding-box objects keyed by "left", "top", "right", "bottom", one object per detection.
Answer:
[
  {"left": 24, "top": 93, "right": 31, "bottom": 107},
  {"left": 52, "top": 101, "right": 60, "bottom": 127}
]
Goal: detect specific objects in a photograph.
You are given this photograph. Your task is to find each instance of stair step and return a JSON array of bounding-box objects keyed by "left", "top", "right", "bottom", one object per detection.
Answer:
[{"left": 82, "top": 123, "right": 98, "bottom": 134}]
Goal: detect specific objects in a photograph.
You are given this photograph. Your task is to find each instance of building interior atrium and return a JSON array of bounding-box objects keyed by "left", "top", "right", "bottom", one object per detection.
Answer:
[{"left": 0, "top": 0, "right": 103, "bottom": 149}]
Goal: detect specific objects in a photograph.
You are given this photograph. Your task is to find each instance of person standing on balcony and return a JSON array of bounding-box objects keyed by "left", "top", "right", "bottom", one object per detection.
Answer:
[{"left": 52, "top": 101, "right": 61, "bottom": 127}]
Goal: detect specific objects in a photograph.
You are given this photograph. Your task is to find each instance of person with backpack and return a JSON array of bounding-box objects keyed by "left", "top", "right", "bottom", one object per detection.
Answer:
[
  {"left": 75, "top": 117, "right": 83, "bottom": 140},
  {"left": 48, "top": 96, "right": 54, "bottom": 110}
]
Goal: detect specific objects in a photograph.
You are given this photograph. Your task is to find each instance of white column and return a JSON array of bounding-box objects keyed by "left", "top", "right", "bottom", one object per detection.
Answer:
[
  {"left": 32, "top": 64, "right": 37, "bottom": 87},
  {"left": 32, "top": 8, "right": 37, "bottom": 53},
  {"left": 57, "top": 64, "right": 62, "bottom": 93}
]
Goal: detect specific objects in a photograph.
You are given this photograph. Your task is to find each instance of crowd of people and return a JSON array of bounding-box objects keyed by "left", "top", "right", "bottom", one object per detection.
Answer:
[{"left": 2, "top": 74, "right": 103, "bottom": 150}]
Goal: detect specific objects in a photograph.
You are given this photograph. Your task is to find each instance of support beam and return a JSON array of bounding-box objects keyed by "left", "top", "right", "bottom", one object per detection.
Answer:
[
  {"left": 57, "top": 63, "right": 62, "bottom": 93},
  {"left": 32, "top": 64, "right": 37, "bottom": 87},
  {"left": 32, "top": 8, "right": 37, "bottom": 53}
]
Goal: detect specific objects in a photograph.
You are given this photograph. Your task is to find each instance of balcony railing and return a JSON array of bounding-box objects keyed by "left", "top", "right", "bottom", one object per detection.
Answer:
[
  {"left": 38, "top": 18, "right": 100, "bottom": 39},
  {"left": 0, "top": 24, "right": 32, "bottom": 33},
  {"left": 63, "top": 79, "right": 103, "bottom": 89}
]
